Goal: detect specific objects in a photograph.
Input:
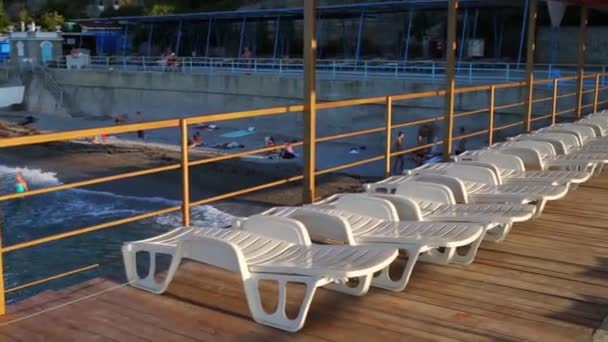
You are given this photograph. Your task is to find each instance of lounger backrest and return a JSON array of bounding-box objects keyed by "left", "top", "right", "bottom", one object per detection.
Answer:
[
  {"left": 395, "top": 181, "right": 456, "bottom": 204},
  {"left": 459, "top": 150, "right": 525, "bottom": 171},
  {"left": 496, "top": 141, "right": 557, "bottom": 157},
  {"left": 364, "top": 193, "right": 424, "bottom": 220},
  {"left": 494, "top": 147, "right": 544, "bottom": 170},
  {"left": 238, "top": 215, "right": 312, "bottom": 245},
  {"left": 262, "top": 207, "right": 357, "bottom": 245},
  {"left": 330, "top": 194, "right": 401, "bottom": 221},
  {"left": 441, "top": 164, "right": 499, "bottom": 185},
  {"left": 408, "top": 174, "right": 469, "bottom": 203},
  {"left": 578, "top": 120, "right": 606, "bottom": 137},
  {"left": 415, "top": 162, "right": 502, "bottom": 184}
]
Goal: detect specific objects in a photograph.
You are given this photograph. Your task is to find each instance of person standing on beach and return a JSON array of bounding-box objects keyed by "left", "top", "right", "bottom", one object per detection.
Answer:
[
  {"left": 393, "top": 132, "right": 406, "bottom": 175},
  {"left": 15, "top": 172, "right": 28, "bottom": 194},
  {"left": 136, "top": 111, "right": 145, "bottom": 140}
]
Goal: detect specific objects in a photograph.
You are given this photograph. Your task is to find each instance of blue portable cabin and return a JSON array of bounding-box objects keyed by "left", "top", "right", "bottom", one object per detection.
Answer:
[{"left": 0, "top": 36, "right": 10, "bottom": 63}]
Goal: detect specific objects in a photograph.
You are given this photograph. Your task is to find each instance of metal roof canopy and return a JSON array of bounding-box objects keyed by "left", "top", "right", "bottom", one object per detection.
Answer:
[{"left": 75, "top": 0, "right": 522, "bottom": 25}]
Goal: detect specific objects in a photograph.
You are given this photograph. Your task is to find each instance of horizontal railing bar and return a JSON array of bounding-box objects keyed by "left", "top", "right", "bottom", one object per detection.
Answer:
[
  {"left": 599, "top": 87, "right": 608, "bottom": 92},
  {"left": 597, "top": 99, "right": 608, "bottom": 106},
  {"left": 494, "top": 101, "right": 526, "bottom": 111},
  {"left": 454, "top": 108, "right": 488, "bottom": 118},
  {"left": 3, "top": 206, "right": 181, "bottom": 253},
  {"left": 392, "top": 90, "right": 446, "bottom": 102},
  {"left": 493, "top": 121, "right": 525, "bottom": 131},
  {"left": 531, "top": 114, "right": 553, "bottom": 122},
  {"left": 0, "top": 119, "right": 180, "bottom": 148},
  {"left": 189, "top": 175, "right": 304, "bottom": 207},
  {"left": 556, "top": 92, "right": 577, "bottom": 99},
  {"left": 391, "top": 141, "right": 443, "bottom": 158},
  {"left": 315, "top": 155, "right": 385, "bottom": 175},
  {"left": 393, "top": 116, "right": 444, "bottom": 129},
  {"left": 316, "top": 96, "right": 386, "bottom": 109},
  {"left": 583, "top": 89, "right": 596, "bottom": 94},
  {"left": 452, "top": 129, "right": 489, "bottom": 141},
  {"left": 454, "top": 85, "right": 491, "bottom": 94},
  {"left": 582, "top": 103, "right": 594, "bottom": 109},
  {"left": 185, "top": 105, "right": 304, "bottom": 126},
  {"left": 556, "top": 108, "right": 576, "bottom": 116},
  {"left": 188, "top": 142, "right": 304, "bottom": 167},
  {"left": 532, "top": 96, "right": 553, "bottom": 104},
  {"left": 0, "top": 164, "right": 181, "bottom": 202},
  {"left": 5, "top": 264, "right": 100, "bottom": 293},
  {"left": 494, "top": 81, "right": 527, "bottom": 90},
  {"left": 316, "top": 127, "right": 385, "bottom": 143}
]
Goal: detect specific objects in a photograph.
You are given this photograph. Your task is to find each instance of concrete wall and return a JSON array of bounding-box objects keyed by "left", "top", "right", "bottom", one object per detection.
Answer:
[
  {"left": 536, "top": 26, "right": 608, "bottom": 66},
  {"left": 39, "top": 69, "right": 543, "bottom": 137}
]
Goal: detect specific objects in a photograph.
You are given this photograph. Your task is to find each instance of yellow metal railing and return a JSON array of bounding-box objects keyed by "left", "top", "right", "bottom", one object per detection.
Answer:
[{"left": 0, "top": 71, "right": 606, "bottom": 314}]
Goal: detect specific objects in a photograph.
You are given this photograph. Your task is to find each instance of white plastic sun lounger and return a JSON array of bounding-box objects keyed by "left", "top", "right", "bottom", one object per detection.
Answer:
[
  {"left": 122, "top": 215, "right": 398, "bottom": 332},
  {"left": 259, "top": 202, "right": 485, "bottom": 291},
  {"left": 430, "top": 152, "right": 590, "bottom": 187},
  {"left": 490, "top": 140, "right": 599, "bottom": 173},
  {"left": 367, "top": 165, "right": 567, "bottom": 215},
  {"left": 317, "top": 185, "right": 535, "bottom": 242}
]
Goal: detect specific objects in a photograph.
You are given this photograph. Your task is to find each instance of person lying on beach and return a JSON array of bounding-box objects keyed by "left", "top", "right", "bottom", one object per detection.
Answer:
[
  {"left": 214, "top": 141, "right": 245, "bottom": 149},
  {"left": 188, "top": 132, "right": 203, "bottom": 148},
  {"left": 15, "top": 172, "right": 29, "bottom": 194},
  {"left": 18, "top": 116, "right": 37, "bottom": 127}
]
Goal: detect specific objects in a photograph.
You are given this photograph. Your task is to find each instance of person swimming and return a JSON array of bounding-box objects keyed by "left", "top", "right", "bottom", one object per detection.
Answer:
[{"left": 15, "top": 172, "right": 29, "bottom": 194}]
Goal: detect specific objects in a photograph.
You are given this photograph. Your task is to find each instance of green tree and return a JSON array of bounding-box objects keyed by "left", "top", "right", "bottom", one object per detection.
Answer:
[
  {"left": 18, "top": 8, "right": 31, "bottom": 24},
  {"left": 0, "top": 0, "right": 9, "bottom": 32},
  {"left": 39, "top": 11, "right": 64, "bottom": 30},
  {"left": 147, "top": 4, "right": 175, "bottom": 15}
]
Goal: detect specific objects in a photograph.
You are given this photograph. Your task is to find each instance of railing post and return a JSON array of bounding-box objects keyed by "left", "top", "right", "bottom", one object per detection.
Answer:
[
  {"left": 303, "top": 0, "right": 317, "bottom": 203},
  {"left": 603, "top": 66, "right": 606, "bottom": 87},
  {"left": 524, "top": 0, "right": 538, "bottom": 132},
  {"left": 488, "top": 85, "right": 496, "bottom": 146},
  {"left": 180, "top": 119, "right": 191, "bottom": 226},
  {"left": 576, "top": 6, "right": 588, "bottom": 118},
  {"left": 468, "top": 62, "right": 473, "bottom": 82},
  {"left": 552, "top": 78, "right": 559, "bottom": 125},
  {"left": 594, "top": 74, "right": 601, "bottom": 113},
  {"left": 525, "top": 74, "right": 534, "bottom": 132},
  {"left": 384, "top": 96, "right": 393, "bottom": 178},
  {"left": 443, "top": 0, "right": 458, "bottom": 161},
  {"left": 0, "top": 176, "right": 6, "bottom": 315}
]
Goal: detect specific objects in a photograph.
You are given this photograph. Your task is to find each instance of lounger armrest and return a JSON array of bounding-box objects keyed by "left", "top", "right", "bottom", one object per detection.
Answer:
[
  {"left": 340, "top": 193, "right": 423, "bottom": 221},
  {"left": 181, "top": 236, "right": 250, "bottom": 276},
  {"left": 495, "top": 147, "right": 544, "bottom": 170},
  {"left": 331, "top": 194, "right": 400, "bottom": 221},
  {"left": 394, "top": 181, "right": 456, "bottom": 205},
  {"left": 409, "top": 174, "right": 469, "bottom": 203},
  {"left": 238, "top": 215, "right": 312, "bottom": 246},
  {"left": 288, "top": 208, "right": 357, "bottom": 245}
]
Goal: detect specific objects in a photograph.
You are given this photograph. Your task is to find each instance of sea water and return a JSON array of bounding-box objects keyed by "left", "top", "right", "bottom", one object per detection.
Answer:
[{"left": 0, "top": 165, "right": 236, "bottom": 303}]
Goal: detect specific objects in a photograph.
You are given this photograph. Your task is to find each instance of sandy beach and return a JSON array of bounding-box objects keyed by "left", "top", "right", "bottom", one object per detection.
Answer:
[{"left": 0, "top": 116, "right": 369, "bottom": 217}]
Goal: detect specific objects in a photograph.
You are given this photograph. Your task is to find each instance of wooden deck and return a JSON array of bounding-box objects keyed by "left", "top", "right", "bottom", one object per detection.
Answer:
[{"left": 3, "top": 177, "right": 608, "bottom": 341}]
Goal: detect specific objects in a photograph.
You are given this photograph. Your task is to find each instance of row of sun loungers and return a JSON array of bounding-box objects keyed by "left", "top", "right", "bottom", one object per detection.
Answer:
[{"left": 120, "top": 111, "right": 608, "bottom": 332}]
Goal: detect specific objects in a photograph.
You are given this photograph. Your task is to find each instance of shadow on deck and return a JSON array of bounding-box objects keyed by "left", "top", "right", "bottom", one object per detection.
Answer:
[{"left": 3, "top": 176, "right": 608, "bottom": 341}]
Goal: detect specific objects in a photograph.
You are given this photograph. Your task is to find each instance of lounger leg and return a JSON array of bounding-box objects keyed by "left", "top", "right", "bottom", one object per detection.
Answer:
[
  {"left": 122, "top": 244, "right": 183, "bottom": 294},
  {"left": 243, "top": 274, "right": 329, "bottom": 332},
  {"left": 533, "top": 199, "right": 547, "bottom": 218},
  {"left": 371, "top": 247, "right": 422, "bottom": 292},
  {"left": 418, "top": 247, "right": 456, "bottom": 265},
  {"left": 324, "top": 275, "right": 373, "bottom": 296},
  {"left": 484, "top": 223, "right": 512, "bottom": 242},
  {"left": 449, "top": 233, "right": 485, "bottom": 265}
]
